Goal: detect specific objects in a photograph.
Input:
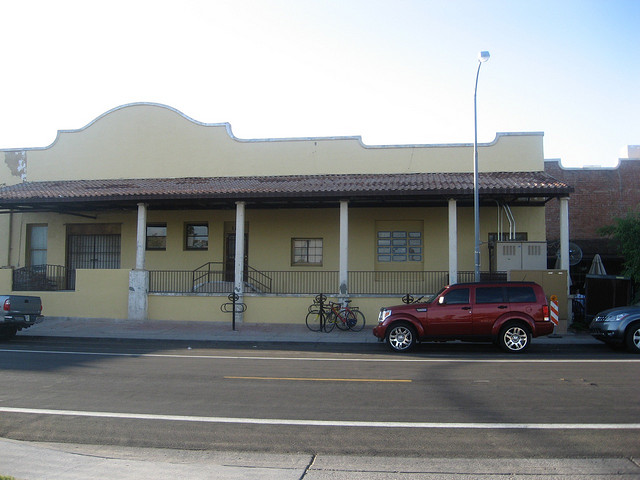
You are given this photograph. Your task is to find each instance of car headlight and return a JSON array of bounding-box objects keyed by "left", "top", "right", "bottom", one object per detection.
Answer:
[
  {"left": 378, "top": 309, "right": 392, "bottom": 323},
  {"left": 605, "top": 313, "right": 628, "bottom": 322}
]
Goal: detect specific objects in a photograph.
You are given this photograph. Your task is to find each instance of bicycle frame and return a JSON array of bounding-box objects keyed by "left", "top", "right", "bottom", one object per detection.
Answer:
[
  {"left": 326, "top": 302, "right": 356, "bottom": 331},
  {"left": 306, "top": 297, "right": 365, "bottom": 333}
]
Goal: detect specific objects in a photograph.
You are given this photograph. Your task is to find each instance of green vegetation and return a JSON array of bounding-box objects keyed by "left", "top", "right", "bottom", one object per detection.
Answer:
[{"left": 599, "top": 210, "right": 640, "bottom": 301}]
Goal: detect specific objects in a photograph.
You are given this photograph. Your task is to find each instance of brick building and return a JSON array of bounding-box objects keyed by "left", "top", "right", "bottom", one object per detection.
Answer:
[{"left": 545, "top": 152, "right": 640, "bottom": 291}]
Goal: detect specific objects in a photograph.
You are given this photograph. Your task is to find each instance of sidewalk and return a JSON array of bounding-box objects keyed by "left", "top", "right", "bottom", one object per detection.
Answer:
[
  {"left": 18, "top": 316, "right": 598, "bottom": 345},
  {"left": 19, "top": 317, "right": 381, "bottom": 343},
  {"left": 2, "top": 438, "right": 638, "bottom": 480}
]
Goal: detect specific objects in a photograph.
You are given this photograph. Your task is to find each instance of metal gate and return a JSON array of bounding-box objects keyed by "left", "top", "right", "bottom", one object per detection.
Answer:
[{"left": 66, "top": 234, "right": 121, "bottom": 289}]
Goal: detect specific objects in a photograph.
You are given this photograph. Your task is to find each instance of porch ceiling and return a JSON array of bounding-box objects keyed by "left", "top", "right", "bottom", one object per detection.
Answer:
[{"left": 0, "top": 171, "right": 572, "bottom": 215}]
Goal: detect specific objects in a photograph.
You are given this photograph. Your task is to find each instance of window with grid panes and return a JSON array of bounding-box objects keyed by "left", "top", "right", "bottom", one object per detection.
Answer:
[
  {"left": 377, "top": 230, "right": 422, "bottom": 262},
  {"left": 292, "top": 238, "right": 323, "bottom": 266}
]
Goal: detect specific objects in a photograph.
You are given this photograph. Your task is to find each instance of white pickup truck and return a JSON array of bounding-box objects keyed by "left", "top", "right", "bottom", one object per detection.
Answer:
[{"left": 0, "top": 295, "right": 44, "bottom": 340}]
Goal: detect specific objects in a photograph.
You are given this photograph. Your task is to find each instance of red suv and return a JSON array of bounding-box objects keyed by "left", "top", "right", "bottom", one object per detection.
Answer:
[{"left": 373, "top": 282, "right": 553, "bottom": 353}]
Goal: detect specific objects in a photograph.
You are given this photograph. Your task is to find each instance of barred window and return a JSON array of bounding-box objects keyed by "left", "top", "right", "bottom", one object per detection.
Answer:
[
  {"left": 292, "top": 238, "right": 323, "bottom": 266},
  {"left": 377, "top": 231, "right": 422, "bottom": 262}
]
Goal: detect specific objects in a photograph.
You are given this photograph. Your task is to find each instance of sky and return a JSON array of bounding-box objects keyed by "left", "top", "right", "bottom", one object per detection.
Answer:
[{"left": 1, "top": 0, "right": 638, "bottom": 167}]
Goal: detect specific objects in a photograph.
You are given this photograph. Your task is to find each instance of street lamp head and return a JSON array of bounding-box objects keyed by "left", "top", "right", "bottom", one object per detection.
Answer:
[{"left": 478, "top": 51, "right": 490, "bottom": 63}]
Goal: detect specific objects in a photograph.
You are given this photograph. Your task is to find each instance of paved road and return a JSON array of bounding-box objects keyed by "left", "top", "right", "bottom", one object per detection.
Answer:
[{"left": 1, "top": 337, "right": 639, "bottom": 478}]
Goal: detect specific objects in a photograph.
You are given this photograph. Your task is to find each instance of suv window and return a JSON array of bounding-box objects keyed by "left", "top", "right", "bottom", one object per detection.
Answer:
[
  {"left": 475, "top": 287, "right": 505, "bottom": 304},
  {"left": 507, "top": 286, "right": 537, "bottom": 303},
  {"left": 443, "top": 288, "right": 470, "bottom": 305}
]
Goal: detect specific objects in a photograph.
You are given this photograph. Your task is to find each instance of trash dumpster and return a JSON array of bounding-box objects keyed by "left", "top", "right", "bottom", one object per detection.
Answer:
[{"left": 585, "top": 274, "right": 632, "bottom": 322}]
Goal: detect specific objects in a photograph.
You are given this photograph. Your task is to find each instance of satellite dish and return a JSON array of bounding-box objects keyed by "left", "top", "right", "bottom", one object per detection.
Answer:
[{"left": 569, "top": 242, "right": 583, "bottom": 266}]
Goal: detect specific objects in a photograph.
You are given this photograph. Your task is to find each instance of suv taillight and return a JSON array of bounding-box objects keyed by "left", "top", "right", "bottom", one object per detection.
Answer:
[
  {"left": 543, "top": 305, "right": 550, "bottom": 322},
  {"left": 2, "top": 299, "right": 9, "bottom": 311}
]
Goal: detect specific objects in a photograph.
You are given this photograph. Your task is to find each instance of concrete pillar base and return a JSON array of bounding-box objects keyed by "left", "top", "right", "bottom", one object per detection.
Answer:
[{"left": 128, "top": 270, "right": 149, "bottom": 321}]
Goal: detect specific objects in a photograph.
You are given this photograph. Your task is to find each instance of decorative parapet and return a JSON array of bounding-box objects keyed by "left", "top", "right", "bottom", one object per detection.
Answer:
[{"left": 1, "top": 103, "right": 546, "bottom": 182}]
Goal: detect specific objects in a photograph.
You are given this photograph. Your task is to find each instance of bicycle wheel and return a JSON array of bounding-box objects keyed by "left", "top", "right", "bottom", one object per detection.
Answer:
[
  {"left": 324, "top": 311, "right": 336, "bottom": 332},
  {"left": 305, "top": 309, "right": 323, "bottom": 332},
  {"left": 335, "top": 309, "right": 350, "bottom": 330},
  {"left": 347, "top": 309, "right": 366, "bottom": 332}
]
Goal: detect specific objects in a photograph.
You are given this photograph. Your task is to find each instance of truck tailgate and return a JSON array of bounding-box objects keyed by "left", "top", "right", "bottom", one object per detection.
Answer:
[{"left": 4, "top": 296, "right": 42, "bottom": 315}]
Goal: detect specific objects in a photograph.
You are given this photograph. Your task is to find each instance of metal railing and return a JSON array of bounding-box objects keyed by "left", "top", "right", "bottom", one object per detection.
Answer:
[
  {"left": 150, "top": 262, "right": 274, "bottom": 294},
  {"left": 349, "top": 270, "right": 449, "bottom": 295},
  {"left": 149, "top": 268, "right": 506, "bottom": 295},
  {"left": 457, "top": 271, "right": 508, "bottom": 284},
  {"left": 12, "top": 265, "right": 75, "bottom": 291},
  {"left": 10, "top": 265, "right": 507, "bottom": 295},
  {"left": 245, "top": 265, "right": 272, "bottom": 293},
  {"left": 349, "top": 271, "right": 504, "bottom": 295},
  {"left": 250, "top": 271, "right": 338, "bottom": 295}
]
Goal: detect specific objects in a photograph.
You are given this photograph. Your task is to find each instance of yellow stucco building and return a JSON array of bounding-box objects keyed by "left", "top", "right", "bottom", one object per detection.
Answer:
[{"left": 0, "top": 103, "right": 572, "bottom": 325}]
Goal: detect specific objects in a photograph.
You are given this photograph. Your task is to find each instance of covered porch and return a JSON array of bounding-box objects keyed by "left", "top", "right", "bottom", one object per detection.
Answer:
[{"left": 0, "top": 170, "right": 572, "bottom": 323}]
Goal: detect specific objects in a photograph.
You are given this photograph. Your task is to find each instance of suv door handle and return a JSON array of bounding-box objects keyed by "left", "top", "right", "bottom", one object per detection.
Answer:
[
  {"left": 461, "top": 306, "right": 471, "bottom": 310},
  {"left": 497, "top": 305, "right": 508, "bottom": 309}
]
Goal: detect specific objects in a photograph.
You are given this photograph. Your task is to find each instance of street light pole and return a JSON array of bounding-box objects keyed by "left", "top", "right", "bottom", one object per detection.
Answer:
[{"left": 473, "top": 50, "right": 490, "bottom": 283}]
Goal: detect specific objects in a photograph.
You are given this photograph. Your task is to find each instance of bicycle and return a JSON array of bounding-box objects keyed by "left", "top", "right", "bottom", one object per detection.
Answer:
[{"left": 324, "top": 300, "right": 365, "bottom": 332}]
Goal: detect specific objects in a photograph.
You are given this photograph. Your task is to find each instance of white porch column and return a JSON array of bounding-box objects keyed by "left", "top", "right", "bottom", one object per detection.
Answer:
[
  {"left": 128, "top": 203, "right": 149, "bottom": 321},
  {"left": 234, "top": 201, "right": 246, "bottom": 322},
  {"left": 135, "top": 202, "right": 147, "bottom": 270},
  {"left": 339, "top": 200, "right": 349, "bottom": 297},
  {"left": 448, "top": 199, "right": 458, "bottom": 285},
  {"left": 559, "top": 197, "right": 570, "bottom": 294}
]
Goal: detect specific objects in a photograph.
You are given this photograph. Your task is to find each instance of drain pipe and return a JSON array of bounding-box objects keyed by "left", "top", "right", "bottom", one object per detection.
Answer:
[
  {"left": 503, "top": 204, "right": 516, "bottom": 240},
  {"left": 493, "top": 200, "right": 503, "bottom": 242},
  {"left": 6, "top": 211, "right": 13, "bottom": 266},
  {"left": 490, "top": 200, "right": 503, "bottom": 274}
]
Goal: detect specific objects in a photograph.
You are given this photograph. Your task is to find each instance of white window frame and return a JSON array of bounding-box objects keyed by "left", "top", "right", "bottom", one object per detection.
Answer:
[{"left": 292, "top": 238, "right": 323, "bottom": 266}]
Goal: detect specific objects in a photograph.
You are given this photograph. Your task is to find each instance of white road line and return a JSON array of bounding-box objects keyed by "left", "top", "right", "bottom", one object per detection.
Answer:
[
  {"left": 1, "top": 348, "right": 639, "bottom": 363},
  {"left": 1, "top": 406, "right": 639, "bottom": 430}
]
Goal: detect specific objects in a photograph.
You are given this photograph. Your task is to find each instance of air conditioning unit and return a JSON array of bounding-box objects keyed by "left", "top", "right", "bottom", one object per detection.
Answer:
[{"left": 494, "top": 241, "right": 547, "bottom": 271}]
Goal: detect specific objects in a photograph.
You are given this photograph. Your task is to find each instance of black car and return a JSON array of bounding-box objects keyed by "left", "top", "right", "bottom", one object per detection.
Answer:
[{"left": 589, "top": 304, "right": 640, "bottom": 353}]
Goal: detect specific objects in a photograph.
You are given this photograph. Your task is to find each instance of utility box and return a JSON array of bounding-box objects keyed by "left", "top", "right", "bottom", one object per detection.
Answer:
[
  {"left": 495, "top": 242, "right": 547, "bottom": 271},
  {"left": 508, "top": 269, "right": 569, "bottom": 333}
]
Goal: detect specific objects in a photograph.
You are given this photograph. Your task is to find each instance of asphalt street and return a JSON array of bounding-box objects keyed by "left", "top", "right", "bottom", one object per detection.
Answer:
[{"left": 1, "top": 330, "right": 639, "bottom": 479}]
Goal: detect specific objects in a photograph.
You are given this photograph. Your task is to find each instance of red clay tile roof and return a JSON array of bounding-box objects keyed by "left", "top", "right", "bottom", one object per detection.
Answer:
[
  {"left": 1, "top": 172, "right": 571, "bottom": 198},
  {"left": 0, "top": 172, "right": 572, "bottom": 211}
]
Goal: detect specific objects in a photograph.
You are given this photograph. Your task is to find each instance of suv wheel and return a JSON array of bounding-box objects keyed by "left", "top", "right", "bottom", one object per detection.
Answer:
[
  {"left": 498, "top": 323, "right": 531, "bottom": 353},
  {"left": 625, "top": 323, "right": 640, "bottom": 354},
  {"left": 386, "top": 323, "right": 417, "bottom": 353}
]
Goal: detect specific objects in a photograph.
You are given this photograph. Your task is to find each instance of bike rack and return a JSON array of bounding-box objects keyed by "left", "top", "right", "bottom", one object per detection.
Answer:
[
  {"left": 220, "top": 293, "right": 247, "bottom": 331},
  {"left": 402, "top": 293, "right": 424, "bottom": 304},
  {"left": 402, "top": 294, "right": 415, "bottom": 304},
  {"left": 313, "top": 293, "right": 327, "bottom": 331}
]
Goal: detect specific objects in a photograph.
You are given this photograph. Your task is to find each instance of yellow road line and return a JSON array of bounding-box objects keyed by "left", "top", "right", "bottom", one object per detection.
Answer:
[{"left": 224, "top": 376, "right": 411, "bottom": 383}]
